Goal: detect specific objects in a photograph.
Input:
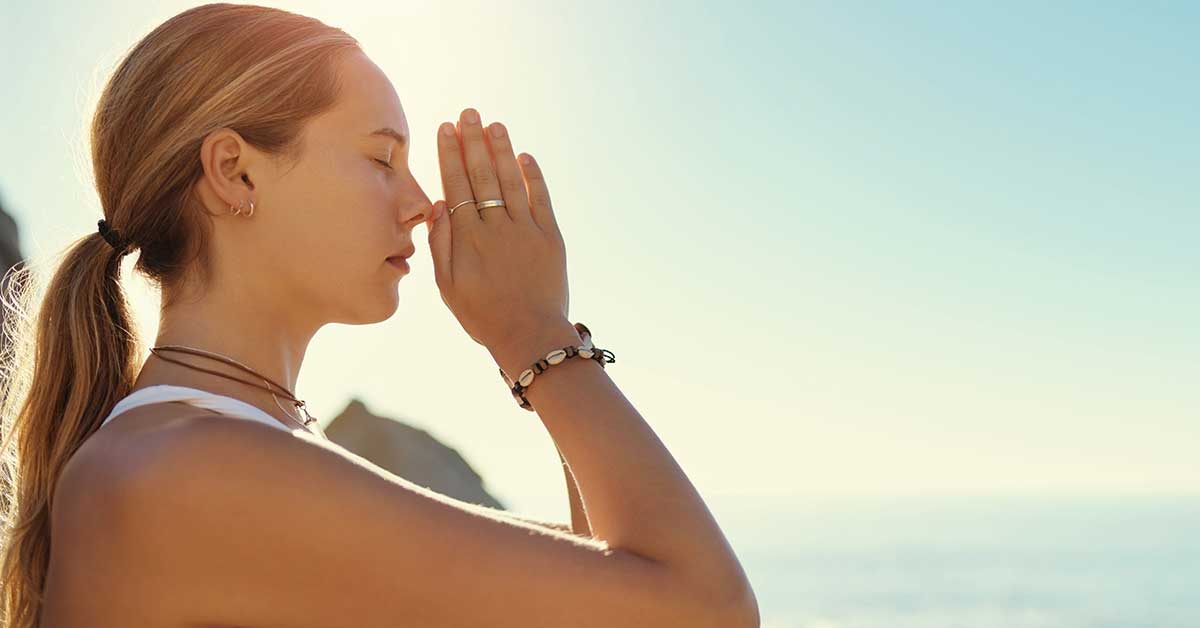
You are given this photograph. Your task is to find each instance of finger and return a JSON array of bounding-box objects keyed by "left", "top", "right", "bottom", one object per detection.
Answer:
[
  {"left": 517, "top": 153, "right": 560, "bottom": 236},
  {"left": 437, "top": 120, "right": 482, "bottom": 243},
  {"left": 482, "top": 121, "right": 532, "bottom": 225},
  {"left": 426, "top": 200, "right": 453, "bottom": 288},
  {"left": 456, "top": 108, "right": 508, "bottom": 224}
]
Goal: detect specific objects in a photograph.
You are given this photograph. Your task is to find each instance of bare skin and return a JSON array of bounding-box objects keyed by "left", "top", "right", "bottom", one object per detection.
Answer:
[
  {"left": 41, "top": 47, "right": 756, "bottom": 628},
  {"left": 44, "top": 403, "right": 583, "bottom": 626}
]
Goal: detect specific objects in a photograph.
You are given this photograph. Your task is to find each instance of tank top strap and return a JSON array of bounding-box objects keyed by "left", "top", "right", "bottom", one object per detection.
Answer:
[{"left": 101, "top": 384, "right": 299, "bottom": 434}]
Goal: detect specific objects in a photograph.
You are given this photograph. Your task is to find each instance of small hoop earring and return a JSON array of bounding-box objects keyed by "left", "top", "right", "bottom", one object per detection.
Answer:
[
  {"left": 245, "top": 199, "right": 255, "bottom": 217},
  {"left": 230, "top": 200, "right": 242, "bottom": 216}
]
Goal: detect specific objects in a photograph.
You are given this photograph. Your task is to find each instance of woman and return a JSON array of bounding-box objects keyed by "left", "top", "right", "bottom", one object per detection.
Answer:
[{"left": 0, "top": 3, "right": 757, "bottom": 627}]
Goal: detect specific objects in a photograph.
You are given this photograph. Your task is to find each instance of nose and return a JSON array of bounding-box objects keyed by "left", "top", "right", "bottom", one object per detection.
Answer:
[{"left": 400, "top": 175, "right": 434, "bottom": 228}]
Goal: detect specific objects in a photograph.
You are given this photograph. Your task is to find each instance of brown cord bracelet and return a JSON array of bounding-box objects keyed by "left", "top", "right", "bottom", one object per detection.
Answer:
[{"left": 498, "top": 322, "right": 616, "bottom": 411}]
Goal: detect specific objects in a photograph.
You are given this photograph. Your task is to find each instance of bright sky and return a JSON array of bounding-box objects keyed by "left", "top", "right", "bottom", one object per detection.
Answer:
[{"left": 1, "top": 1, "right": 1196, "bottom": 517}]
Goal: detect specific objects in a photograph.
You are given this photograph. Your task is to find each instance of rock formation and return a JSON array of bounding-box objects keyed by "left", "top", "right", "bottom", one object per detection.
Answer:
[{"left": 322, "top": 398, "right": 505, "bottom": 509}]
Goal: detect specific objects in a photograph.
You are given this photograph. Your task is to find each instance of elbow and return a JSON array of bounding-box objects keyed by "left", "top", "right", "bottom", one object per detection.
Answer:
[
  {"left": 691, "top": 582, "right": 760, "bottom": 628},
  {"left": 659, "top": 559, "right": 760, "bottom": 628},
  {"left": 708, "top": 563, "right": 761, "bottom": 628},
  {"left": 739, "top": 594, "right": 762, "bottom": 628},
  {"left": 722, "top": 583, "right": 761, "bottom": 628}
]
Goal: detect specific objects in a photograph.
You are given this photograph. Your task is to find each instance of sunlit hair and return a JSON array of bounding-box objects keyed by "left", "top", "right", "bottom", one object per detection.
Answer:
[{"left": 0, "top": 4, "right": 359, "bottom": 624}]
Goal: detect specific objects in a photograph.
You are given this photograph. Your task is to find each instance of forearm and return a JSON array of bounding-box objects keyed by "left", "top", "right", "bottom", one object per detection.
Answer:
[
  {"left": 456, "top": 500, "right": 592, "bottom": 539},
  {"left": 556, "top": 443, "right": 593, "bottom": 537},
  {"left": 469, "top": 448, "right": 591, "bottom": 539},
  {"left": 488, "top": 321, "right": 755, "bottom": 608},
  {"left": 469, "top": 446, "right": 591, "bottom": 539}
]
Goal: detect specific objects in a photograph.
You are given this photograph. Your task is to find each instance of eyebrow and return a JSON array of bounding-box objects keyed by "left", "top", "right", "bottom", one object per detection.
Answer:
[{"left": 368, "top": 127, "right": 409, "bottom": 148}]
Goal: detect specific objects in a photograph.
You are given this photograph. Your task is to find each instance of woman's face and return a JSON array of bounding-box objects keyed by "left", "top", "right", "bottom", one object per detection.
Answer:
[{"left": 223, "top": 49, "right": 433, "bottom": 328}]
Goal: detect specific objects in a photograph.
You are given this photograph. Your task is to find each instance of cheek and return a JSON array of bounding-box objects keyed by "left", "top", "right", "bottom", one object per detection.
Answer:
[
  {"left": 265, "top": 160, "right": 348, "bottom": 258},
  {"left": 274, "top": 153, "right": 396, "bottom": 272},
  {"left": 290, "top": 151, "right": 384, "bottom": 220}
]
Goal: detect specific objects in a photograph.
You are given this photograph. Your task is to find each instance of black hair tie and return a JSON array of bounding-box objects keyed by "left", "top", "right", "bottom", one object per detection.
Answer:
[{"left": 96, "top": 218, "right": 128, "bottom": 253}]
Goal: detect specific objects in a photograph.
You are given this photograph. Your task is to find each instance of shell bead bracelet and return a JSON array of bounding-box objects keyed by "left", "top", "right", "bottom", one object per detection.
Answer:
[{"left": 498, "top": 321, "right": 617, "bottom": 411}]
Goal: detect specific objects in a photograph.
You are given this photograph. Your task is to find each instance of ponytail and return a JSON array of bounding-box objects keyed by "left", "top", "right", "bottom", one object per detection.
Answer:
[
  {"left": 0, "top": 233, "right": 139, "bottom": 625},
  {"left": 0, "top": 4, "right": 360, "bottom": 623}
]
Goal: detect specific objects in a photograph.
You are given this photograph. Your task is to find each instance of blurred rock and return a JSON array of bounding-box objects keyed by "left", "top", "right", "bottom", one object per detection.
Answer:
[
  {"left": 323, "top": 398, "right": 505, "bottom": 510},
  {"left": 0, "top": 202, "right": 22, "bottom": 272}
]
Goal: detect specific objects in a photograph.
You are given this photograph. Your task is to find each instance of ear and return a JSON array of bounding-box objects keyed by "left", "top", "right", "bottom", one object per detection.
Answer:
[{"left": 196, "top": 128, "right": 257, "bottom": 216}]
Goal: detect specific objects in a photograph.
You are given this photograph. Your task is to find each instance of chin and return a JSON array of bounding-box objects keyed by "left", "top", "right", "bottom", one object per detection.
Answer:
[{"left": 330, "top": 287, "right": 401, "bottom": 326}]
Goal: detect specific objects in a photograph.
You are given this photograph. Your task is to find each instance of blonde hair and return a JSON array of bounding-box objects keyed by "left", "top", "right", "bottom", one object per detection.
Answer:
[{"left": 0, "top": 4, "right": 359, "bottom": 624}]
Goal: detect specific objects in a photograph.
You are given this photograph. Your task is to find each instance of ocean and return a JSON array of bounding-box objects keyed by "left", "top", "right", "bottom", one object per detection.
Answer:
[{"left": 710, "top": 494, "right": 1200, "bottom": 628}]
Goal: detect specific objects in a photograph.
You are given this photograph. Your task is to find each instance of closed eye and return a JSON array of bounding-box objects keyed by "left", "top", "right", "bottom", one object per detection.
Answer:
[{"left": 373, "top": 158, "right": 393, "bottom": 170}]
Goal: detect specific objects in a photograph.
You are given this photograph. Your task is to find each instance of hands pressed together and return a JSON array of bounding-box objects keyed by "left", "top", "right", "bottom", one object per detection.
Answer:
[{"left": 426, "top": 108, "right": 576, "bottom": 361}]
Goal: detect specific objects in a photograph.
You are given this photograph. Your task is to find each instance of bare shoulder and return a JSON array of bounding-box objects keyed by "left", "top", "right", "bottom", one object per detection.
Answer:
[
  {"left": 101, "top": 410, "right": 743, "bottom": 628},
  {"left": 58, "top": 401, "right": 216, "bottom": 501},
  {"left": 45, "top": 404, "right": 255, "bottom": 625}
]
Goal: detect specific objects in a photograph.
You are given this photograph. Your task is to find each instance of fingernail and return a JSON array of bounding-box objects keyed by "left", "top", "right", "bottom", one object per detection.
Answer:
[
  {"left": 490, "top": 123, "right": 505, "bottom": 138},
  {"left": 440, "top": 123, "right": 455, "bottom": 137},
  {"left": 464, "top": 109, "right": 479, "bottom": 124},
  {"left": 520, "top": 154, "right": 533, "bottom": 165}
]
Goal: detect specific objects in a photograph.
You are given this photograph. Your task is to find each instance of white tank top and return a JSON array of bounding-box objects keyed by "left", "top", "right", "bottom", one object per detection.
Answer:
[{"left": 100, "top": 384, "right": 317, "bottom": 436}]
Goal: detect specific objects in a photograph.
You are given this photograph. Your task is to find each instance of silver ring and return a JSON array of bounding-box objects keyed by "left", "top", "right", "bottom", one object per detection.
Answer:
[
  {"left": 476, "top": 199, "right": 506, "bottom": 210},
  {"left": 448, "top": 199, "right": 475, "bottom": 216}
]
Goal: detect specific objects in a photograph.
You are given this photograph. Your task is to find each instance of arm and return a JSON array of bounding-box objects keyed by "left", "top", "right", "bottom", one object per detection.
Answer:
[
  {"left": 459, "top": 504, "right": 585, "bottom": 538},
  {"left": 488, "top": 444, "right": 593, "bottom": 538},
  {"left": 488, "top": 321, "right": 758, "bottom": 622},
  {"left": 558, "top": 442, "right": 593, "bottom": 537},
  {"left": 499, "top": 514, "right": 581, "bottom": 536},
  {"left": 121, "top": 418, "right": 726, "bottom": 628}
]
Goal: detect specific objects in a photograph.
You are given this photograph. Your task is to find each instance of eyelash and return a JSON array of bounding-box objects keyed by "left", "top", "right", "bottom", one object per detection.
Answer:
[{"left": 373, "top": 157, "right": 393, "bottom": 170}]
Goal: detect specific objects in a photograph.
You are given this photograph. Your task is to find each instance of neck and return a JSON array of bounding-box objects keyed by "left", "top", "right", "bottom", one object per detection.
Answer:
[{"left": 132, "top": 281, "right": 321, "bottom": 427}]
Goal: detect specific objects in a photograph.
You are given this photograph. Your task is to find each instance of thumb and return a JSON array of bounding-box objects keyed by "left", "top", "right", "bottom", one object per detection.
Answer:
[{"left": 426, "top": 200, "right": 452, "bottom": 288}]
